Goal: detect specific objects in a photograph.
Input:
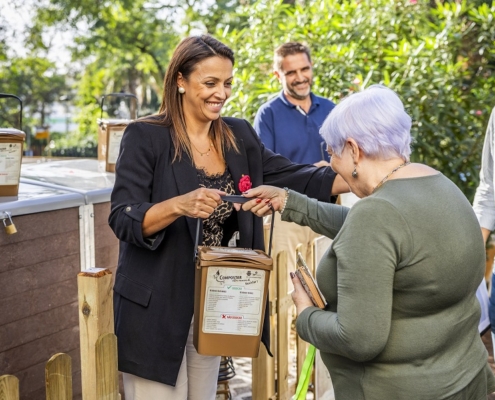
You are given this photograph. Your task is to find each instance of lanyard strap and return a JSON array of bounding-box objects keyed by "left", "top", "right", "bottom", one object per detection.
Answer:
[{"left": 193, "top": 210, "right": 276, "bottom": 262}]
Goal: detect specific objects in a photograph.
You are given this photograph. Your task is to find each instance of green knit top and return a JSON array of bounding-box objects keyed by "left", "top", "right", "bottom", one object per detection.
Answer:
[{"left": 283, "top": 173, "right": 495, "bottom": 399}]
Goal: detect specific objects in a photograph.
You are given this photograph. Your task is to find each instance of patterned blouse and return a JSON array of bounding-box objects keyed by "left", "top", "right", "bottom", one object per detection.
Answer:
[{"left": 196, "top": 167, "right": 235, "bottom": 246}]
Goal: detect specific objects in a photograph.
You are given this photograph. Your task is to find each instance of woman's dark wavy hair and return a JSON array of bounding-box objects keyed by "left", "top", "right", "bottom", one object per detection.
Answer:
[{"left": 141, "top": 35, "right": 238, "bottom": 162}]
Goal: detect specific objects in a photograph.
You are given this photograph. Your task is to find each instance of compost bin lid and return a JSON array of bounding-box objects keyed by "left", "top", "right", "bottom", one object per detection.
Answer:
[
  {"left": 97, "top": 118, "right": 133, "bottom": 126},
  {"left": 0, "top": 180, "right": 85, "bottom": 216},
  {"left": 21, "top": 159, "right": 115, "bottom": 204},
  {"left": 0, "top": 128, "right": 26, "bottom": 139}
]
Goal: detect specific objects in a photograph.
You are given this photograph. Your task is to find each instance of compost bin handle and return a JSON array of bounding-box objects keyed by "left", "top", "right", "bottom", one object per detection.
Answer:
[{"left": 0, "top": 93, "right": 22, "bottom": 131}]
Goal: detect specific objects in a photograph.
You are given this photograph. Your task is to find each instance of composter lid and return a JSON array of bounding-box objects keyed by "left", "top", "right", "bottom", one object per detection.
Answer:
[
  {"left": 0, "top": 181, "right": 85, "bottom": 216},
  {"left": 197, "top": 246, "right": 273, "bottom": 271},
  {"left": 97, "top": 118, "right": 133, "bottom": 126},
  {"left": 21, "top": 159, "right": 115, "bottom": 204},
  {"left": 0, "top": 128, "right": 26, "bottom": 140}
]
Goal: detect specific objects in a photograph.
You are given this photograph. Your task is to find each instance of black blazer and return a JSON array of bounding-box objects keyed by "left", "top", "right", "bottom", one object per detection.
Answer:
[{"left": 109, "top": 117, "right": 336, "bottom": 386}]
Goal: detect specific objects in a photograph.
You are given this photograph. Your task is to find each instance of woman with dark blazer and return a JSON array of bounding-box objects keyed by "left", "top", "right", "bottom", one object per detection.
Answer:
[{"left": 109, "top": 35, "right": 346, "bottom": 399}]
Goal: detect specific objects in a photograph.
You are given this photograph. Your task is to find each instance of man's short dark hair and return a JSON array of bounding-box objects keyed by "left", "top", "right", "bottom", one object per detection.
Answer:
[{"left": 273, "top": 42, "right": 312, "bottom": 72}]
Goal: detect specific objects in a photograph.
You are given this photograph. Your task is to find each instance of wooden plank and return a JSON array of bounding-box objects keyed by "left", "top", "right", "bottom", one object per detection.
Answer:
[
  {"left": 92, "top": 203, "right": 111, "bottom": 227},
  {"left": 312, "top": 236, "right": 335, "bottom": 399},
  {"left": 45, "top": 353, "right": 72, "bottom": 400},
  {"left": 0, "top": 231, "right": 79, "bottom": 273},
  {"left": 0, "top": 254, "right": 79, "bottom": 300},
  {"left": 252, "top": 344, "right": 275, "bottom": 400},
  {"left": 277, "top": 251, "right": 291, "bottom": 400},
  {"left": 0, "top": 325, "right": 79, "bottom": 374},
  {"left": 0, "top": 208, "right": 79, "bottom": 246},
  {"left": 94, "top": 245, "right": 119, "bottom": 271},
  {"left": 294, "top": 243, "right": 309, "bottom": 379},
  {"left": 21, "top": 386, "right": 46, "bottom": 400},
  {"left": 11, "top": 347, "right": 80, "bottom": 400},
  {"left": 95, "top": 333, "right": 119, "bottom": 400},
  {"left": 78, "top": 268, "right": 114, "bottom": 400},
  {"left": 0, "top": 375, "right": 19, "bottom": 400},
  {"left": 0, "top": 302, "right": 78, "bottom": 353},
  {"left": 94, "top": 227, "right": 118, "bottom": 250},
  {"left": 252, "top": 239, "right": 276, "bottom": 400},
  {"left": 0, "top": 278, "right": 77, "bottom": 326}
]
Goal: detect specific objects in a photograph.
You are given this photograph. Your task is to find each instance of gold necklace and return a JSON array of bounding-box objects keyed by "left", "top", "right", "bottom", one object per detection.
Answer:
[
  {"left": 372, "top": 161, "right": 410, "bottom": 194},
  {"left": 191, "top": 141, "right": 213, "bottom": 156}
]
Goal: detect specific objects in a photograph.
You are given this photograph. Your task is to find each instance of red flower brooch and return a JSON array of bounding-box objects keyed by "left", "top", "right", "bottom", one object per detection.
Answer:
[{"left": 238, "top": 175, "right": 252, "bottom": 192}]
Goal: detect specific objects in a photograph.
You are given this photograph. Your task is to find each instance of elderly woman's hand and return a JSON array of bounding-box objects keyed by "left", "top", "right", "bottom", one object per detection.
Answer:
[
  {"left": 240, "top": 185, "right": 286, "bottom": 217},
  {"left": 290, "top": 272, "right": 314, "bottom": 314}
]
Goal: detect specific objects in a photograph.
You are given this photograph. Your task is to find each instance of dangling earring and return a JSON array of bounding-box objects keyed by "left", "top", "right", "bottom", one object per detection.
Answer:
[
  {"left": 352, "top": 165, "right": 358, "bottom": 178},
  {"left": 178, "top": 87, "right": 185, "bottom": 94}
]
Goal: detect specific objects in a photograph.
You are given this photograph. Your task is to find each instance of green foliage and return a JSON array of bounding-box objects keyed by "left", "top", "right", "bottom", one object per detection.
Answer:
[
  {"left": 29, "top": 0, "right": 249, "bottom": 96},
  {"left": 7, "top": 0, "right": 495, "bottom": 201},
  {"left": 219, "top": 0, "right": 495, "bottom": 201},
  {"left": 20, "top": 0, "right": 250, "bottom": 154},
  {"left": 0, "top": 53, "right": 69, "bottom": 152},
  {"left": 179, "top": 0, "right": 250, "bottom": 34},
  {"left": 48, "top": 128, "right": 98, "bottom": 157},
  {"left": 30, "top": 0, "right": 180, "bottom": 145},
  {"left": 0, "top": 56, "right": 67, "bottom": 112}
]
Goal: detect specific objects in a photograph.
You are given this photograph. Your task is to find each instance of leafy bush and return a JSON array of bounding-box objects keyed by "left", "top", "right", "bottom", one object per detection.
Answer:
[{"left": 220, "top": 0, "right": 495, "bottom": 201}]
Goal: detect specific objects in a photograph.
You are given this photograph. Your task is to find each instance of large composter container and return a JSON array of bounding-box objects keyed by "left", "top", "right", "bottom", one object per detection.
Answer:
[
  {"left": 97, "top": 93, "right": 138, "bottom": 172},
  {"left": 194, "top": 245, "right": 273, "bottom": 357},
  {"left": 0, "top": 94, "right": 25, "bottom": 198}
]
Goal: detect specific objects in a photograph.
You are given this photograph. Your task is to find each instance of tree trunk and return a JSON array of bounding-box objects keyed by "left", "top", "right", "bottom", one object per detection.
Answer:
[{"left": 128, "top": 67, "right": 140, "bottom": 118}]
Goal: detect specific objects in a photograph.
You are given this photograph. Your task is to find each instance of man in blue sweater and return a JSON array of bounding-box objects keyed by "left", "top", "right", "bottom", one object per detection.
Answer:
[
  {"left": 254, "top": 42, "right": 337, "bottom": 272},
  {"left": 254, "top": 42, "right": 335, "bottom": 166}
]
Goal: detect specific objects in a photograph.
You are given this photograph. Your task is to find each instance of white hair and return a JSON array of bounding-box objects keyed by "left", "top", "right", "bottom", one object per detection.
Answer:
[{"left": 320, "top": 84, "right": 412, "bottom": 160}]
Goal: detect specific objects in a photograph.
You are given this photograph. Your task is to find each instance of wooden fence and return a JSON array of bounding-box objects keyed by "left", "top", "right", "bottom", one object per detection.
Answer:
[
  {"left": 0, "top": 268, "right": 120, "bottom": 400},
  {"left": 252, "top": 232, "right": 335, "bottom": 400},
  {"left": 1, "top": 243, "right": 334, "bottom": 400}
]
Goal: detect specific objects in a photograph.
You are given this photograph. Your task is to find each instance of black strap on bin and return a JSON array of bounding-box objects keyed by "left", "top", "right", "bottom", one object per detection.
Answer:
[{"left": 193, "top": 209, "right": 276, "bottom": 263}]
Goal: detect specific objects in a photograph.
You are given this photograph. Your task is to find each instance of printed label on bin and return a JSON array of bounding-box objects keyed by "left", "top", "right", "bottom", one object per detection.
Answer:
[
  {"left": 107, "top": 128, "right": 125, "bottom": 164},
  {"left": 0, "top": 143, "right": 22, "bottom": 185},
  {"left": 202, "top": 266, "right": 266, "bottom": 336}
]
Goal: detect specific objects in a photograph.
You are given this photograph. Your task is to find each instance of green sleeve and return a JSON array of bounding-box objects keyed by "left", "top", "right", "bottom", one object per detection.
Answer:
[
  {"left": 281, "top": 190, "right": 350, "bottom": 239},
  {"left": 295, "top": 198, "right": 413, "bottom": 362}
]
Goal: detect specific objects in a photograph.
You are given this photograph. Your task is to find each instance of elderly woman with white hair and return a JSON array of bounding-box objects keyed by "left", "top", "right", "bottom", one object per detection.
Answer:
[{"left": 242, "top": 85, "right": 495, "bottom": 399}]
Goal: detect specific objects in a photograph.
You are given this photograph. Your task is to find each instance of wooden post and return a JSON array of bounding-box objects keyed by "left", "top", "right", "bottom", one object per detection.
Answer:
[
  {"left": 96, "top": 333, "right": 119, "bottom": 400},
  {"left": 45, "top": 353, "right": 72, "bottom": 400},
  {"left": 0, "top": 375, "right": 19, "bottom": 400},
  {"left": 295, "top": 244, "right": 309, "bottom": 379},
  {"left": 252, "top": 293, "right": 276, "bottom": 398},
  {"left": 78, "top": 268, "right": 114, "bottom": 400},
  {"left": 277, "top": 251, "right": 292, "bottom": 400},
  {"left": 252, "top": 326, "right": 276, "bottom": 399},
  {"left": 312, "top": 236, "right": 335, "bottom": 399},
  {"left": 252, "top": 222, "right": 277, "bottom": 399}
]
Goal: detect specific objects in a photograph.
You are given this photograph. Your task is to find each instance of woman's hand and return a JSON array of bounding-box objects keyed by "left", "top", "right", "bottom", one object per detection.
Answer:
[
  {"left": 178, "top": 188, "right": 225, "bottom": 219},
  {"left": 290, "top": 272, "right": 314, "bottom": 314},
  {"left": 240, "top": 185, "right": 286, "bottom": 217},
  {"left": 142, "top": 188, "right": 224, "bottom": 237}
]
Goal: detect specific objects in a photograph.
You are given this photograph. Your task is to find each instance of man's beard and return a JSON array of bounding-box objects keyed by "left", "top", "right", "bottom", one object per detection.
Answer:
[{"left": 287, "top": 80, "right": 312, "bottom": 100}]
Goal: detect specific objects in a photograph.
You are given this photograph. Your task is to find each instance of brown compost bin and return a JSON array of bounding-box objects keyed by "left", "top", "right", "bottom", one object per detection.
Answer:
[
  {"left": 0, "top": 128, "right": 26, "bottom": 197},
  {"left": 194, "top": 246, "right": 273, "bottom": 357}
]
